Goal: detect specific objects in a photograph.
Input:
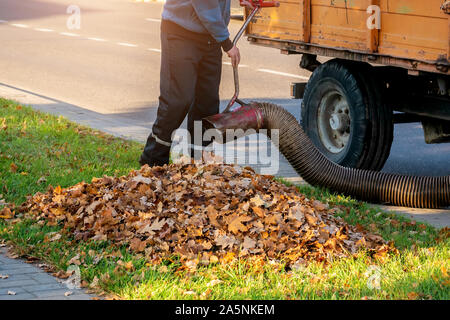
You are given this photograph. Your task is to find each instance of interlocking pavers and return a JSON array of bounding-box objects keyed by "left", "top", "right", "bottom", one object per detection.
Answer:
[{"left": 0, "top": 248, "right": 94, "bottom": 300}]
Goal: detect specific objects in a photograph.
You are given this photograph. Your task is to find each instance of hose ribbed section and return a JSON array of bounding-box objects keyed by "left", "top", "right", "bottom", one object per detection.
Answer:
[{"left": 257, "top": 102, "right": 450, "bottom": 209}]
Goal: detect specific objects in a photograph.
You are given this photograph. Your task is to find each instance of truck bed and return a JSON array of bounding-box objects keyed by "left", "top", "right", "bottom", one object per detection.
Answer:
[{"left": 246, "top": 0, "right": 450, "bottom": 74}]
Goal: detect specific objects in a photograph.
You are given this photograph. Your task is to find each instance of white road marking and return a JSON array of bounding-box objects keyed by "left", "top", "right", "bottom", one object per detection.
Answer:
[
  {"left": 223, "top": 62, "right": 248, "bottom": 68},
  {"left": 257, "top": 68, "right": 309, "bottom": 80},
  {"left": 34, "top": 28, "right": 54, "bottom": 32},
  {"left": 146, "top": 18, "right": 161, "bottom": 23},
  {"left": 136, "top": 0, "right": 166, "bottom": 3},
  {"left": 60, "top": 32, "right": 79, "bottom": 37},
  {"left": 117, "top": 42, "right": 138, "bottom": 47},
  {"left": 88, "top": 37, "right": 107, "bottom": 42},
  {"left": 11, "top": 23, "right": 29, "bottom": 28},
  {"left": 3, "top": 20, "right": 309, "bottom": 85}
]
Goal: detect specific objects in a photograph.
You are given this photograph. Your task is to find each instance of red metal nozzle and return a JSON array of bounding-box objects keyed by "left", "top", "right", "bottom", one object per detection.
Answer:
[
  {"left": 240, "top": 0, "right": 280, "bottom": 8},
  {"left": 202, "top": 104, "right": 264, "bottom": 143},
  {"left": 259, "top": 1, "right": 280, "bottom": 7}
]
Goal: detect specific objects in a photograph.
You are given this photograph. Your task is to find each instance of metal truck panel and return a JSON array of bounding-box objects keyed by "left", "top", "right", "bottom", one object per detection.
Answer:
[{"left": 246, "top": 0, "right": 450, "bottom": 74}]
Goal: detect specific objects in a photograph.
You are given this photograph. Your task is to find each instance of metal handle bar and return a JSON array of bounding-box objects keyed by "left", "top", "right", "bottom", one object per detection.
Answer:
[
  {"left": 223, "top": 6, "right": 260, "bottom": 113},
  {"left": 223, "top": 1, "right": 280, "bottom": 113}
]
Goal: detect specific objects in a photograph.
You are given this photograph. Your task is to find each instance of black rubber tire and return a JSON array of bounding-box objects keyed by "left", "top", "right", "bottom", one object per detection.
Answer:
[
  {"left": 360, "top": 67, "right": 393, "bottom": 171},
  {"left": 301, "top": 60, "right": 370, "bottom": 168},
  {"left": 301, "top": 59, "right": 393, "bottom": 170},
  {"left": 344, "top": 62, "right": 393, "bottom": 170},
  {"left": 348, "top": 64, "right": 380, "bottom": 170}
]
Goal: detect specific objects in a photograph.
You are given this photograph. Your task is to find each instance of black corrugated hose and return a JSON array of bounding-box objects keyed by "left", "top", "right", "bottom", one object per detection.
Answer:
[{"left": 256, "top": 102, "right": 449, "bottom": 209}]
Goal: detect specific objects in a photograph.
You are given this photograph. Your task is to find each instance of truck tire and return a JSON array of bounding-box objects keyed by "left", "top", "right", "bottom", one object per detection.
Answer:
[
  {"left": 301, "top": 59, "right": 392, "bottom": 169},
  {"left": 360, "top": 67, "right": 393, "bottom": 170},
  {"left": 345, "top": 62, "right": 393, "bottom": 171}
]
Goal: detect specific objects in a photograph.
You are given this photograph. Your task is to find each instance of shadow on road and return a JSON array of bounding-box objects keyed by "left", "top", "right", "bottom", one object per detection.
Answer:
[{"left": 0, "top": 0, "right": 99, "bottom": 22}]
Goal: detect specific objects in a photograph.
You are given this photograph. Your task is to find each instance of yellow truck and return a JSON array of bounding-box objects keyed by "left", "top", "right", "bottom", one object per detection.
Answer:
[{"left": 245, "top": 0, "right": 450, "bottom": 170}]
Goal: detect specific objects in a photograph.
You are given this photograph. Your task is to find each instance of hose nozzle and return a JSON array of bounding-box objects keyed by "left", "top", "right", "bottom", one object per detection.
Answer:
[{"left": 202, "top": 104, "right": 264, "bottom": 144}]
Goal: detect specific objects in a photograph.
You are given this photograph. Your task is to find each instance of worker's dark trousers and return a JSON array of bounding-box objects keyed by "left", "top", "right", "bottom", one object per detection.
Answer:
[{"left": 140, "top": 27, "right": 222, "bottom": 166}]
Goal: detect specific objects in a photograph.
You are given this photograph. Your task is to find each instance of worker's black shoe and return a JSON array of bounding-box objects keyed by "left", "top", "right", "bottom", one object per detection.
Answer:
[
  {"left": 139, "top": 134, "right": 171, "bottom": 167},
  {"left": 138, "top": 154, "right": 168, "bottom": 168}
]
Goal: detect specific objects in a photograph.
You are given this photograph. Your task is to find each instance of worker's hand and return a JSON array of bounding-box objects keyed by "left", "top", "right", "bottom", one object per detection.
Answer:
[
  {"left": 226, "top": 45, "right": 241, "bottom": 68},
  {"left": 240, "top": 0, "right": 255, "bottom": 9}
]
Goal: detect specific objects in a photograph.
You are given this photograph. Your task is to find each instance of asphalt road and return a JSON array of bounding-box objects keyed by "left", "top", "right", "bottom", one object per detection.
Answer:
[{"left": 0, "top": 0, "right": 449, "bottom": 178}]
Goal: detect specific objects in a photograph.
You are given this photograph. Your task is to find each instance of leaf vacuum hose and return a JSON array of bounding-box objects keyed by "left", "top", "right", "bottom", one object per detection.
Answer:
[{"left": 204, "top": 102, "right": 450, "bottom": 209}]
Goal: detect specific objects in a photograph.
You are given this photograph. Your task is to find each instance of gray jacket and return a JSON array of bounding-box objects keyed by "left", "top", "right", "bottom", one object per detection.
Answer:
[{"left": 162, "top": 0, "right": 231, "bottom": 43}]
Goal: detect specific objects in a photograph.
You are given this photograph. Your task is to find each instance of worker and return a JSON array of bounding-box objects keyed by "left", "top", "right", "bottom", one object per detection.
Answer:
[{"left": 140, "top": 0, "right": 254, "bottom": 167}]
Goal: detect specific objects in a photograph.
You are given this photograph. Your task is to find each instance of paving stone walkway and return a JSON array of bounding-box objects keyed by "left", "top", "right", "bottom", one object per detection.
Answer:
[{"left": 0, "top": 247, "right": 93, "bottom": 300}]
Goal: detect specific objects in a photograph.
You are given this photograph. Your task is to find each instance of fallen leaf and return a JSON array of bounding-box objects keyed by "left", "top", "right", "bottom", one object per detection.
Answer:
[
  {"left": 250, "top": 195, "right": 265, "bottom": 207},
  {"left": 390, "top": 219, "right": 400, "bottom": 227},
  {"left": 129, "top": 238, "right": 146, "bottom": 253},
  {"left": 289, "top": 205, "right": 305, "bottom": 222},
  {"left": 159, "top": 265, "right": 169, "bottom": 273},
  {"left": 9, "top": 163, "right": 18, "bottom": 173},
  {"left": 124, "top": 261, "right": 134, "bottom": 271},
  {"left": 305, "top": 213, "right": 318, "bottom": 226},
  {"left": 441, "top": 266, "right": 448, "bottom": 278},
  {"left": 252, "top": 206, "right": 265, "bottom": 218},
  {"left": 0, "top": 207, "right": 14, "bottom": 219},
  {"left": 50, "top": 208, "right": 66, "bottom": 216},
  {"left": 90, "top": 276, "right": 100, "bottom": 288},
  {"left": 228, "top": 215, "right": 252, "bottom": 234},
  {"left": 312, "top": 200, "right": 327, "bottom": 211},
  {"left": 132, "top": 175, "right": 152, "bottom": 184},
  {"left": 1, "top": 118, "right": 7, "bottom": 131},
  {"left": 200, "top": 288, "right": 212, "bottom": 299},
  {"left": 407, "top": 292, "right": 419, "bottom": 300},
  {"left": 149, "top": 218, "right": 167, "bottom": 232},
  {"left": 206, "top": 279, "right": 222, "bottom": 287},
  {"left": 243, "top": 236, "right": 256, "bottom": 250},
  {"left": 215, "top": 235, "right": 235, "bottom": 249},
  {"left": 221, "top": 252, "right": 236, "bottom": 264},
  {"left": 49, "top": 233, "right": 62, "bottom": 242},
  {"left": 68, "top": 254, "right": 81, "bottom": 265},
  {"left": 209, "top": 255, "right": 219, "bottom": 264},
  {"left": 206, "top": 205, "right": 220, "bottom": 227},
  {"left": 183, "top": 290, "right": 196, "bottom": 296},
  {"left": 54, "top": 185, "right": 62, "bottom": 195}
]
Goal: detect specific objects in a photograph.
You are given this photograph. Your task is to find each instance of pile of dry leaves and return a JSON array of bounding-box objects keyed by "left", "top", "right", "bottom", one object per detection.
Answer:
[{"left": 19, "top": 163, "right": 391, "bottom": 267}]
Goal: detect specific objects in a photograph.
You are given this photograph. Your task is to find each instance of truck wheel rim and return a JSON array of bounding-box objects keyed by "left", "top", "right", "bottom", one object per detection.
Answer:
[{"left": 317, "top": 89, "right": 351, "bottom": 154}]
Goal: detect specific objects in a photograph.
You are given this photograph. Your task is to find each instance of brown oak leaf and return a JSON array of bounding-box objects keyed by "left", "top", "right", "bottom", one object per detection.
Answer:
[
  {"left": 228, "top": 215, "right": 252, "bottom": 234},
  {"left": 129, "top": 238, "right": 146, "bottom": 253}
]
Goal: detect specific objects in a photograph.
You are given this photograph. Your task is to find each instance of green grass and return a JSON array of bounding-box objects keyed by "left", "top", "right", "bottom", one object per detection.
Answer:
[
  {"left": 1, "top": 98, "right": 449, "bottom": 300},
  {"left": 0, "top": 99, "right": 141, "bottom": 205}
]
